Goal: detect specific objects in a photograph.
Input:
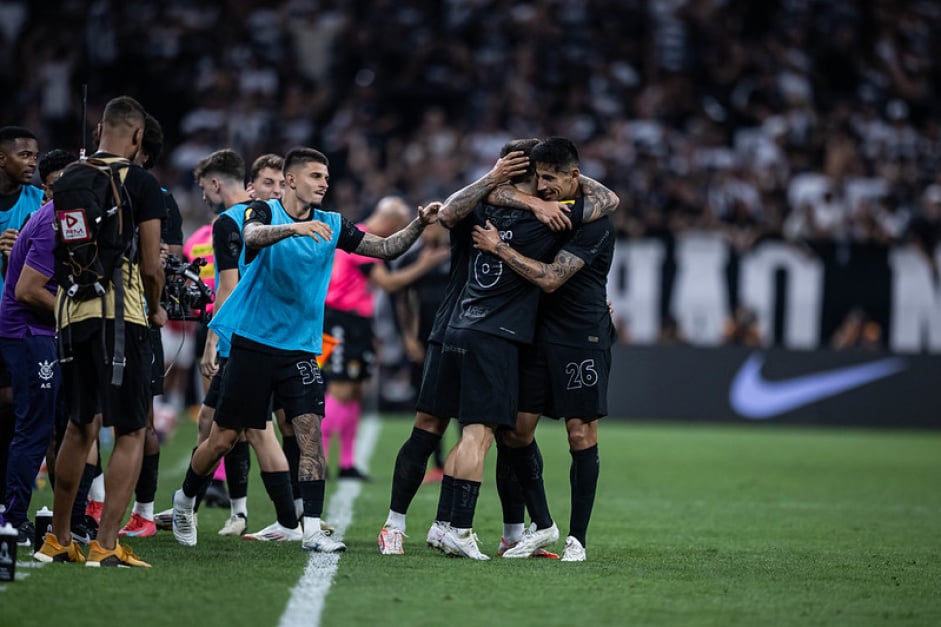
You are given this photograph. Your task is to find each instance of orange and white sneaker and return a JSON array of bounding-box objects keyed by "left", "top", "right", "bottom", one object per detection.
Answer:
[
  {"left": 86, "top": 540, "right": 151, "bottom": 567},
  {"left": 441, "top": 527, "right": 489, "bottom": 561},
  {"left": 377, "top": 525, "right": 405, "bottom": 555},
  {"left": 501, "top": 522, "right": 559, "bottom": 559},
  {"left": 426, "top": 521, "right": 449, "bottom": 551},
  {"left": 119, "top": 513, "right": 157, "bottom": 538},
  {"left": 242, "top": 521, "right": 302, "bottom": 542},
  {"left": 85, "top": 499, "right": 104, "bottom": 524},
  {"left": 33, "top": 532, "right": 86, "bottom": 563},
  {"left": 496, "top": 536, "right": 559, "bottom": 559}
]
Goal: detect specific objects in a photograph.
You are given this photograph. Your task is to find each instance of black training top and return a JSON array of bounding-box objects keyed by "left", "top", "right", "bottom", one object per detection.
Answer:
[
  {"left": 427, "top": 217, "right": 473, "bottom": 345},
  {"left": 537, "top": 216, "right": 617, "bottom": 349},
  {"left": 448, "top": 199, "right": 584, "bottom": 344}
]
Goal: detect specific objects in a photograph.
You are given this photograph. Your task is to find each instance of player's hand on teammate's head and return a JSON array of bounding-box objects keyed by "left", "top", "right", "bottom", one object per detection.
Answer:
[
  {"left": 533, "top": 199, "right": 572, "bottom": 232},
  {"left": 471, "top": 219, "right": 502, "bottom": 253},
  {"left": 291, "top": 219, "right": 333, "bottom": 242},
  {"left": 491, "top": 150, "right": 529, "bottom": 183},
  {"left": 418, "top": 201, "right": 442, "bottom": 225}
]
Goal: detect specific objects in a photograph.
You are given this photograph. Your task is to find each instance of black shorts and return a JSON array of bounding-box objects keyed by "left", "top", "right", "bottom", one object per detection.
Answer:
[
  {"left": 205, "top": 356, "right": 275, "bottom": 419},
  {"left": 150, "top": 327, "right": 165, "bottom": 396},
  {"left": 441, "top": 327, "right": 519, "bottom": 428},
  {"left": 215, "top": 335, "right": 324, "bottom": 430},
  {"left": 62, "top": 321, "right": 153, "bottom": 434},
  {"left": 203, "top": 356, "right": 228, "bottom": 409},
  {"left": 519, "top": 342, "right": 610, "bottom": 420},
  {"left": 415, "top": 341, "right": 459, "bottom": 419},
  {"left": 323, "top": 308, "right": 373, "bottom": 382}
]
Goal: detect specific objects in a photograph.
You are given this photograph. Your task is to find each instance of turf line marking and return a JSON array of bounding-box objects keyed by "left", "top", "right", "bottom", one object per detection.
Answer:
[
  {"left": 16, "top": 561, "right": 45, "bottom": 569},
  {"left": 278, "top": 414, "right": 381, "bottom": 627},
  {"left": 0, "top": 560, "right": 45, "bottom": 593}
]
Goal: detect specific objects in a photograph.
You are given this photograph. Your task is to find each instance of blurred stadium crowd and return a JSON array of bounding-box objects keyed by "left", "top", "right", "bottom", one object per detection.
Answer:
[{"left": 2, "top": 0, "right": 940, "bottom": 254}]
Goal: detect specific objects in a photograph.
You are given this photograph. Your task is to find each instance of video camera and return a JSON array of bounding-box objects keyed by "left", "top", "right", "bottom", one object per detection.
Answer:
[{"left": 162, "top": 254, "right": 214, "bottom": 323}]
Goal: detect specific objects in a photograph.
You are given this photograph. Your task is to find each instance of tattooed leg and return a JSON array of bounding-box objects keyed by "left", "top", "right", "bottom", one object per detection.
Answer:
[{"left": 292, "top": 413, "right": 326, "bottom": 481}]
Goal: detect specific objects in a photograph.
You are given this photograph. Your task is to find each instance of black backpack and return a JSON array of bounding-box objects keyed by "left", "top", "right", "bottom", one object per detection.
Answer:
[
  {"left": 52, "top": 156, "right": 134, "bottom": 300},
  {"left": 52, "top": 156, "right": 136, "bottom": 385}
]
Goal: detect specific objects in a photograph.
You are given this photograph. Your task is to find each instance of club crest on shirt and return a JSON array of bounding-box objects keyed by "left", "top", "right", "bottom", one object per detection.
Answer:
[
  {"left": 38, "top": 360, "right": 55, "bottom": 388},
  {"left": 473, "top": 252, "right": 502, "bottom": 288}
]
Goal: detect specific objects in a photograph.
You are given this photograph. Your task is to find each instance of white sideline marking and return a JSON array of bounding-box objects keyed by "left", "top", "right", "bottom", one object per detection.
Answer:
[
  {"left": 0, "top": 561, "right": 44, "bottom": 592},
  {"left": 15, "top": 561, "right": 45, "bottom": 568},
  {"left": 278, "top": 414, "right": 381, "bottom": 627}
]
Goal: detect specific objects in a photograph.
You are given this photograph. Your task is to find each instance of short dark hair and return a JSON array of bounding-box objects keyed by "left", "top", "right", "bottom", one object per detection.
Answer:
[
  {"left": 38, "top": 149, "right": 78, "bottom": 183},
  {"left": 531, "top": 137, "right": 579, "bottom": 172},
  {"left": 101, "top": 96, "right": 146, "bottom": 130},
  {"left": 140, "top": 113, "right": 164, "bottom": 169},
  {"left": 0, "top": 126, "right": 37, "bottom": 148},
  {"left": 250, "top": 153, "right": 284, "bottom": 182},
  {"left": 283, "top": 147, "right": 329, "bottom": 173},
  {"left": 193, "top": 149, "right": 245, "bottom": 183},
  {"left": 499, "top": 138, "right": 539, "bottom": 184}
]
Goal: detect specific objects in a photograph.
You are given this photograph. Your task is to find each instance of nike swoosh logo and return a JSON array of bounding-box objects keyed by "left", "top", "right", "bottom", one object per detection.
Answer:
[{"left": 730, "top": 353, "right": 907, "bottom": 419}]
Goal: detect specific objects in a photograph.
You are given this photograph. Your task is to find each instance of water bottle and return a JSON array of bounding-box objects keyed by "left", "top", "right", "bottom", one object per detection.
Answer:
[
  {"left": 0, "top": 523, "right": 16, "bottom": 582},
  {"left": 34, "top": 506, "right": 53, "bottom": 549}
]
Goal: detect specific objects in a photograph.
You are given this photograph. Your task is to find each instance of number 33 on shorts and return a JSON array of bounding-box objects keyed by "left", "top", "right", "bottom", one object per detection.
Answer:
[{"left": 296, "top": 359, "right": 323, "bottom": 385}]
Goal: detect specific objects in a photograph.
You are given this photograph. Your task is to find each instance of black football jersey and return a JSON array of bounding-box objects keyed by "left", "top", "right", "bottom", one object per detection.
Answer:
[
  {"left": 537, "top": 216, "right": 617, "bottom": 349},
  {"left": 427, "top": 217, "right": 473, "bottom": 344},
  {"left": 448, "top": 199, "right": 583, "bottom": 344}
]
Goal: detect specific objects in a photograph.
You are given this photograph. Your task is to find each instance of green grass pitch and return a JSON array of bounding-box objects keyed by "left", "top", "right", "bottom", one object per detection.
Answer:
[{"left": 3, "top": 414, "right": 939, "bottom": 627}]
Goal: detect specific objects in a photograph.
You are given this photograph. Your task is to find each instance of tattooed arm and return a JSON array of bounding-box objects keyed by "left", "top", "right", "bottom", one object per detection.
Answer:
[
  {"left": 243, "top": 220, "right": 332, "bottom": 249},
  {"left": 471, "top": 219, "right": 585, "bottom": 293},
  {"left": 352, "top": 202, "right": 442, "bottom": 260},
  {"left": 486, "top": 176, "right": 619, "bottom": 229},
  {"left": 486, "top": 185, "right": 573, "bottom": 232},
  {"left": 438, "top": 151, "right": 529, "bottom": 228},
  {"left": 579, "top": 175, "right": 620, "bottom": 222}
]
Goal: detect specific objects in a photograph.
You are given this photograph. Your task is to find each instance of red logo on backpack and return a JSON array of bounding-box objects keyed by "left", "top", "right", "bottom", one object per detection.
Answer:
[{"left": 57, "top": 209, "right": 91, "bottom": 242}]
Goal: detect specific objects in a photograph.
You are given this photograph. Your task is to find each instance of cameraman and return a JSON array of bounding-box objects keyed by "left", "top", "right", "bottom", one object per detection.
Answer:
[{"left": 116, "top": 113, "right": 183, "bottom": 538}]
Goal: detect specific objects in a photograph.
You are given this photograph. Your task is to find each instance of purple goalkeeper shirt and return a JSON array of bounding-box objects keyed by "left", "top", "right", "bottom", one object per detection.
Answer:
[{"left": 0, "top": 201, "right": 57, "bottom": 337}]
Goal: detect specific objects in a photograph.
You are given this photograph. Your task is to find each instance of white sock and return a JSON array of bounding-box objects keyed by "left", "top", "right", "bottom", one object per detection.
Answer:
[
  {"left": 294, "top": 498, "right": 303, "bottom": 519},
  {"left": 89, "top": 474, "right": 105, "bottom": 502},
  {"left": 303, "top": 516, "right": 321, "bottom": 536},
  {"left": 230, "top": 497, "right": 247, "bottom": 517},
  {"left": 175, "top": 490, "right": 195, "bottom": 509},
  {"left": 503, "top": 523, "right": 524, "bottom": 543},
  {"left": 133, "top": 501, "right": 154, "bottom": 520},
  {"left": 453, "top": 526, "right": 471, "bottom": 537},
  {"left": 385, "top": 510, "right": 406, "bottom": 532}
]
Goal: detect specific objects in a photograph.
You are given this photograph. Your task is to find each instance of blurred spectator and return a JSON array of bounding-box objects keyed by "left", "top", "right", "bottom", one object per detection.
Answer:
[
  {"left": 1, "top": 0, "right": 940, "bottom": 253},
  {"left": 722, "top": 305, "right": 762, "bottom": 347},
  {"left": 657, "top": 314, "right": 687, "bottom": 346},
  {"left": 831, "top": 307, "right": 884, "bottom": 351}
]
